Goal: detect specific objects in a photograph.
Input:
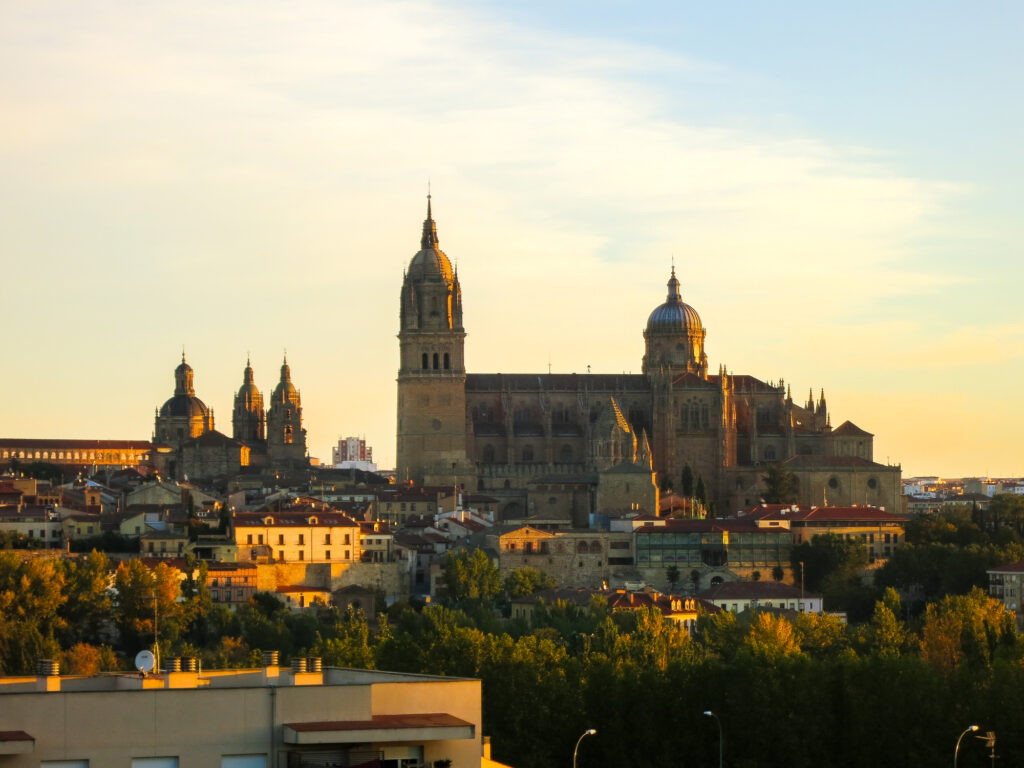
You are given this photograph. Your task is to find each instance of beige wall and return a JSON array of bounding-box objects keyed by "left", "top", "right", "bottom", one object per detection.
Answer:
[{"left": 0, "top": 671, "right": 481, "bottom": 768}]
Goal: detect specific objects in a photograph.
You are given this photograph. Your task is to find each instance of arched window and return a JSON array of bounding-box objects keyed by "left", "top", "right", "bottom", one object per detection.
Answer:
[
  {"left": 588, "top": 541, "right": 602, "bottom": 554},
  {"left": 443, "top": 352, "right": 450, "bottom": 370},
  {"left": 422, "top": 353, "right": 428, "bottom": 370},
  {"left": 576, "top": 541, "right": 587, "bottom": 554},
  {"left": 432, "top": 353, "right": 439, "bottom": 370},
  {"left": 482, "top": 445, "right": 495, "bottom": 463}
]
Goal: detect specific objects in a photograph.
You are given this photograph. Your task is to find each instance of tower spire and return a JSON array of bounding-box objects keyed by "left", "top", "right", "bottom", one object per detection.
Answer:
[{"left": 421, "top": 193, "right": 439, "bottom": 249}]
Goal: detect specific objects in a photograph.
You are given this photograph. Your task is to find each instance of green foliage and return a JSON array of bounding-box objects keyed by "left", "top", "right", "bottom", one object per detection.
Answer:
[
  {"left": 504, "top": 567, "right": 556, "bottom": 598},
  {"left": 761, "top": 462, "right": 800, "bottom": 503},
  {"left": 441, "top": 548, "right": 501, "bottom": 602},
  {"left": 792, "top": 532, "right": 868, "bottom": 593},
  {"left": 681, "top": 464, "right": 694, "bottom": 497}
]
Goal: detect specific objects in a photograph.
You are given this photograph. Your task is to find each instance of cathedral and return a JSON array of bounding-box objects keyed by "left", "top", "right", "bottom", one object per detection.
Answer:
[
  {"left": 152, "top": 354, "right": 308, "bottom": 480},
  {"left": 396, "top": 199, "right": 902, "bottom": 520}
]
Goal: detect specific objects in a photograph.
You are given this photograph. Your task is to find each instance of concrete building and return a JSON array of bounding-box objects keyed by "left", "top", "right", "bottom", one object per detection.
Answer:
[
  {"left": 988, "top": 561, "right": 1024, "bottom": 630},
  {"left": 0, "top": 662, "right": 484, "bottom": 767},
  {"left": 232, "top": 505, "right": 362, "bottom": 564},
  {"left": 697, "top": 580, "right": 824, "bottom": 614},
  {"left": 332, "top": 437, "right": 377, "bottom": 472}
]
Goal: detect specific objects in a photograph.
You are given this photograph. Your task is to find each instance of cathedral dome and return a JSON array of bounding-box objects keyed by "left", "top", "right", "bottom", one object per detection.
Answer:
[
  {"left": 406, "top": 196, "right": 454, "bottom": 284},
  {"left": 646, "top": 268, "right": 702, "bottom": 333},
  {"left": 159, "top": 393, "right": 211, "bottom": 419}
]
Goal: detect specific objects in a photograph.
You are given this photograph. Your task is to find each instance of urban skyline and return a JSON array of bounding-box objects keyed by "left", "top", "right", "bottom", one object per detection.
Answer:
[{"left": 3, "top": 1, "right": 1022, "bottom": 477}]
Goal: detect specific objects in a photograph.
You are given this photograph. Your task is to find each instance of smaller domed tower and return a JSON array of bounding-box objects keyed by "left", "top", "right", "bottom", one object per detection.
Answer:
[
  {"left": 267, "top": 356, "right": 307, "bottom": 468},
  {"left": 232, "top": 357, "right": 266, "bottom": 443},
  {"left": 642, "top": 267, "right": 708, "bottom": 378}
]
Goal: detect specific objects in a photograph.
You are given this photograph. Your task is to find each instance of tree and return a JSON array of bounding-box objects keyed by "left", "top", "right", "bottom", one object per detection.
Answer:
[
  {"left": 681, "top": 465, "right": 694, "bottom": 497},
  {"left": 441, "top": 549, "right": 501, "bottom": 602},
  {"left": 761, "top": 462, "right": 799, "bottom": 504},
  {"left": 666, "top": 565, "right": 681, "bottom": 591},
  {"left": 791, "top": 533, "right": 868, "bottom": 593},
  {"left": 60, "top": 551, "right": 112, "bottom": 646},
  {"left": 504, "top": 567, "right": 556, "bottom": 598}
]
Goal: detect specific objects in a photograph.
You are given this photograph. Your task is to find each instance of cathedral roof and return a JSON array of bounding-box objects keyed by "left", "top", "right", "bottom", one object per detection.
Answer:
[
  {"left": 646, "top": 267, "right": 703, "bottom": 335},
  {"left": 406, "top": 196, "right": 454, "bottom": 284},
  {"left": 781, "top": 455, "right": 893, "bottom": 470},
  {"left": 831, "top": 420, "right": 873, "bottom": 437}
]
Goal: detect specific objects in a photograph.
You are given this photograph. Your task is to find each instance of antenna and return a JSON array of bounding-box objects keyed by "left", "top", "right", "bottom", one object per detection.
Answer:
[{"left": 135, "top": 650, "right": 155, "bottom": 675}]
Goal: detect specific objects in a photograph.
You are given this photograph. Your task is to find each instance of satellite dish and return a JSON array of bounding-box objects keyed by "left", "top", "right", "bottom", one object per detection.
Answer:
[{"left": 135, "top": 650, "right": 155, "bottom": 674}]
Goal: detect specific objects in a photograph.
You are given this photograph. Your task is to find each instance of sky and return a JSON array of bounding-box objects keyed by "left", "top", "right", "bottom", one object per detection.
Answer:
[{"left": 2, "top": 1, "right": 1023, "bottom": 478}]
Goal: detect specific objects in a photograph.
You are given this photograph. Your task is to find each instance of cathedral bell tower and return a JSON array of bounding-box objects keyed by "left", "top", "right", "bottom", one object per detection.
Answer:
[{"left": 396, "top": 197, "right": 470, "bottom": 486}]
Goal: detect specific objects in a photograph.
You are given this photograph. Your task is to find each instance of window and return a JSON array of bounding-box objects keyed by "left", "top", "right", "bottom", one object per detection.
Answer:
[
  {"left": 325, "top": 550, "right": 331, "bottom": 560},
  {"left": 132, "top": 759, "right": 179, "bottom": 768},
  {"left": 258, "top": 534, "right": 264, "bottom": 545},
  {"left": 325, "top": 534, "right": 331, "bottom": 544},
  {"left": 43, "top": 761, "right": 91, "bottom": 768},
  {"left": 344, "top": 534, "right": 350, "bottom": 545},
  {"left": 298, "top": 534, "right": 304, "bottom": 545},
  {"left": 222, "top": 757, "right": 267, "bottom": 768},
  {"left": 278, "top": 534, "right": 284, "bottom": 545},
  {"left": 421, "top": 352, "right": 428, "bottom": 369},
  {"left": 298, "top": 551, "right": 304, "bottom": 561},
  {"left": 247, "top": 534, "right": 253, "bottom": 545}
]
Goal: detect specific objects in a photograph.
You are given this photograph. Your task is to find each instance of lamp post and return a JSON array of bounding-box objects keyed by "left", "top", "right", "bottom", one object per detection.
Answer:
[
  {"left": 573, "top": 728, "right": 596, "bottom": 768},
  {"left": 703, "top": 711, "right": 722, "bottom": 768},
  {"left": 954, "top": 725, "right": 979, "bottom": 768}
]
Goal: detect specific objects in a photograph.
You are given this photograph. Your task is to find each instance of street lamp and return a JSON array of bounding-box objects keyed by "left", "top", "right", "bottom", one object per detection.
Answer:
[
  {"left": 573, "top": 728, "right": 596, "bottom": 768},
  {"left": 703, "top": 711, "right": 723, "bottom": 768},
  {"left": 954, "top": 725, "right": 979, "bottom": 768}
]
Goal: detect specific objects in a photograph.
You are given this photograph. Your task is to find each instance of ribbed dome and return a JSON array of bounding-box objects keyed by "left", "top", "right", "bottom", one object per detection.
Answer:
[
  {"left": 406, "top": 196, "right": 454, "bottom": 283},
  {"left": 159, "top": 394, "right": 211, "bottom": 419},
  {"left": 646, "top": 268, "right": 702, "bottom": 333}
]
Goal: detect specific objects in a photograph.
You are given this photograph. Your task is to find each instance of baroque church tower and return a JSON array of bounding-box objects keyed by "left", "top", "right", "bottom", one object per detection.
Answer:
[
  {"left": 154, "top": 353, "right": 214, "bottom": 446},
  {"left": 396, "top": 197, "right": 470, "bottom": 485},
  {"left": 232, "top": 357, "right": 266, "bottom": 443},
  {"left": 266, "top": 356, "right": 307, "bottom": 467}
]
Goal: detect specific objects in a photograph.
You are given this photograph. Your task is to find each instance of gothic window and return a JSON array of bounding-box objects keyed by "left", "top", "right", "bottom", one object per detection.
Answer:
[
  {"left": 588, "top": 541, "right": 602, "bottom": 554},
  {"left": 422, "top": 353, "right": 428, "bottom": 370},
  {"left": 482, "top": 444, "right": 496, "bottom": 463},
  {"left": 576, "top": 541, "right": 587, "bottom": 554},
  {"left": 702, "top": 404, "right": 709, "bottom": 429},
  {"left": 521, "top": 445, "right": 535, "bottom": 462},
  {"left": 504, "top": 480, "right": 511, "bottom": 489},
  {"left": 443, "top": 352, "right": 450, "bottom": 370},
  {"left": 284, "top": 425, "right": 293, "bottom": 444},
  {"left": 690, "top": 403, "right": 699, "bottom": 428},
  {"left": 828, "top": 477, "right": 839, "bottom": 489}
]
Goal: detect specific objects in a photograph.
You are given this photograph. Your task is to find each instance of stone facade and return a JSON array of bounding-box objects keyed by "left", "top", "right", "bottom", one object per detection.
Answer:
[{"left": 396, "top": 200, "right": 902, "bottom": 518}]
